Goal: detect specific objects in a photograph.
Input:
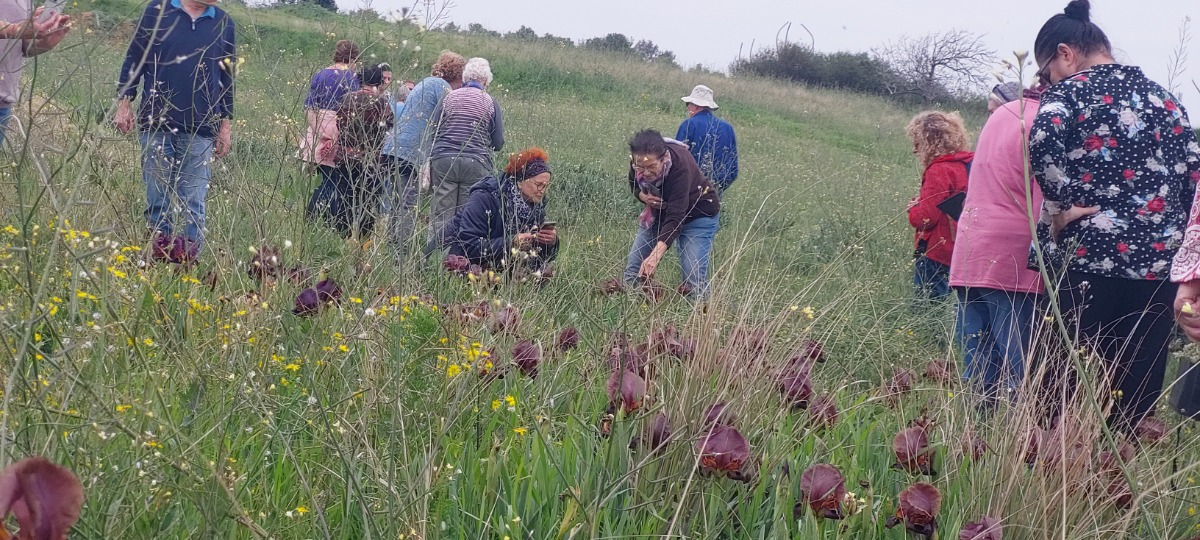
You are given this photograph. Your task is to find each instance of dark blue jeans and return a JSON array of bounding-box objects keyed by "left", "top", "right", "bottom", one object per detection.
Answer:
[
  {"left": 955, "top": 286, "right": 1039, "bottom": 399},
  {"left": 913, "top": 255, "right": 951, "bottom": 300},
  {"left": 306, "top": 162, "right": 382, "bottom": 239}
]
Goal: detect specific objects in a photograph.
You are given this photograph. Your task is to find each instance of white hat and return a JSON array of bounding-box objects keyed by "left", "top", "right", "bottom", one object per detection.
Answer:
[{"left": 681, "top": 85, "right": 719, "bottom": 109}]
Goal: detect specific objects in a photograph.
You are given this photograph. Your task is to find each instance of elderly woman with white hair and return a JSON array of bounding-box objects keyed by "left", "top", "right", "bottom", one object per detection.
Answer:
[{"left": 424, "top": 57, "right": 505, "bottom": 257}]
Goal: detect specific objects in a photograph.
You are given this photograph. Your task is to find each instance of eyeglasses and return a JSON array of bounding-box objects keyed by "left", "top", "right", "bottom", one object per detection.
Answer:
[
  {"left": 631, "top": 153, "right": 667, "bottom": 173},
  {"left": 1034, "top": 55, "right": 1054, "bottom": 86}
]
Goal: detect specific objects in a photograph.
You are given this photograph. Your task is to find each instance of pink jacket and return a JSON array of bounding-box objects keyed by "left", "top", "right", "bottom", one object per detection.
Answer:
[{"left": 949, "top": 98, "right": 1045, "bottom": 294}]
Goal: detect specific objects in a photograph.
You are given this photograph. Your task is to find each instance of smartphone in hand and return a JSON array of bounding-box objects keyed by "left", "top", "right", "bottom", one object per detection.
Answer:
[
  {"left": 37, "top": 0, "right": 66, "bottom": 23},
  {"left": 538, "top": 221, "right": 557, "bottom": 231}
]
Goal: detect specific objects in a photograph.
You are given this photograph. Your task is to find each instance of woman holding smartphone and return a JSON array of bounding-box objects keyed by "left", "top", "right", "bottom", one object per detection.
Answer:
[{"left": 445, "top": 147, "right": 558, "bottom": 272}]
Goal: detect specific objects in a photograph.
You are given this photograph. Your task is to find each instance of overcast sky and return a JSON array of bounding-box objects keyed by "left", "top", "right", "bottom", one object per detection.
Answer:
[{"left": 355, "top": 0, "right": 1199, "bottom": 103}]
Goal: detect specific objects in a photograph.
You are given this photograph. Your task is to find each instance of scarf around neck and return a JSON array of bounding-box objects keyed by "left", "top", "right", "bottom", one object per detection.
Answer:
[{"left": 501, "top": 176, "right": 540, "bottom": 226}]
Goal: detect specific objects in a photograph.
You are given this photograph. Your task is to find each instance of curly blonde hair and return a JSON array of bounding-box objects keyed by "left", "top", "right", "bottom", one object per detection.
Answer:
[
  {"left": 431, "top": 51, "right": 466, "bottom": 83},
  {"left": 906, "top": 111, "right": 970, "bottom": 168}
]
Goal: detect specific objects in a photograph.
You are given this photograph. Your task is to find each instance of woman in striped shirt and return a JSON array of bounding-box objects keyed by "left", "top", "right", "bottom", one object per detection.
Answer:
[{"left": 424, "top": 57, "right": 505, "bottom": 257}]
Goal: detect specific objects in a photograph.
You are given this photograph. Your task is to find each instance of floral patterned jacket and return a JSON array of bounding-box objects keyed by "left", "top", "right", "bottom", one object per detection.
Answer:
[{"left": 1029, "top": 64, "right": 1200, "bottom": 280}]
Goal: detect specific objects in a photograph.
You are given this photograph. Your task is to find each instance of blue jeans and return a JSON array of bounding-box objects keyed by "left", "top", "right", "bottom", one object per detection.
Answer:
[
  {"left": 0, "top": 107, "right": 11, "bottom": 147},
  {"left": 913, "top": 256, "right": 951, "bottom": 300},
  {"left": 623, "top": 215, "right": 719, "bottom": 297},
  {"left": 140, "top": 132, "right": 214, "bottom": 245},
  {"left": 955, "top": 286, "right": 1038, "bottom": 398}
]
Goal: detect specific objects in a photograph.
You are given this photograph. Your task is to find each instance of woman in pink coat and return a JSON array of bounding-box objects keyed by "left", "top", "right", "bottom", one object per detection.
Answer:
[{"left": 949, "top": 88, "right": 1044, "bottom": 401}]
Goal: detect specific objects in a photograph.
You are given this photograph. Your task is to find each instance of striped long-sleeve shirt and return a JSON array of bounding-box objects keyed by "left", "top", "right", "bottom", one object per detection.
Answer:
[{"left": 429, "top": 86, "right": 504, "bottom": 169}]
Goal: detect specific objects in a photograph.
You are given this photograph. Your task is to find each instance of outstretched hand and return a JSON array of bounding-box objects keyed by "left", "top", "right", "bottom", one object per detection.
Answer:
[
  {"left": 114, "top": 99, "right": 135, "bottom": 134},
  {"left": 1176, "top": 280, "right": 1200, "bottom": 342}
]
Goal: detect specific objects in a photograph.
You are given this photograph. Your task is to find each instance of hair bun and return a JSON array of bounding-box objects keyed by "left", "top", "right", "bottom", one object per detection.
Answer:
[{"left": 1063, "top": 0, "right": 1091, "bottom": 22}]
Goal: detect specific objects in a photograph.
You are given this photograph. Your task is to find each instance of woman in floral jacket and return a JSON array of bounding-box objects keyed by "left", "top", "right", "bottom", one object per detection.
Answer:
[{"left": 1030, "top": 0, "right": 1200, "bottom": 431}]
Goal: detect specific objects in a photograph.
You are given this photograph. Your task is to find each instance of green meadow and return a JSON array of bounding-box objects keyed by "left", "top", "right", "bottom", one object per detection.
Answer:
[{"left": 1, "top": 2, "right": 1198, "bottom": 538}]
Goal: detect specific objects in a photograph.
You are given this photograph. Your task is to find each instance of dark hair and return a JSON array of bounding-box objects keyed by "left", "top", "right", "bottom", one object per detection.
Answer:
[
  {"left": 359, "top": 65, "right": 385, "bottom": 87},
  {"left": 1034, "top": 0, "right": 1111, "bottom": 65},
  {"left": 333, "top": 40, "right": 360, "bottom": 64},
  {"left": 378, "top": 63, "right": 392, "bottom": 72},
  {"left": 629, "top": 129, "right": 667, "bottom": 155}
]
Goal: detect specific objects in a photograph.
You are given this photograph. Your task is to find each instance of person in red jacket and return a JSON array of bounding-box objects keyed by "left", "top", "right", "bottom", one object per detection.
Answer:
[{"left": 906, "top": 111, "right": 973, "bottom": 301}]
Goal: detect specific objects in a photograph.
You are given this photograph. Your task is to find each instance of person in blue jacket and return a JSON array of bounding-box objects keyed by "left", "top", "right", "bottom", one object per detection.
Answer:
[
  {"left": 114, "top": 0, "right": 236, "bottom": 258},
  {"left": 446, "top": 147, "right": 558, "bottom": 270},
  {"left": 676, "top": 85, "right": 738, "bottom": 193}
]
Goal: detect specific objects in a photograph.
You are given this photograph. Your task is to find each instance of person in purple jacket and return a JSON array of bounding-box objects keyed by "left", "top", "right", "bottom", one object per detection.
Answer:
[{"left": 114, "top": 0, "right": 235, "bottom": 259}]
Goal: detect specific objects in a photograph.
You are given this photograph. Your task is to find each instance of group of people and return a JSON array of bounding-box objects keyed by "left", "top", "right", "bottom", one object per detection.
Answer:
[
  {"left": 290, "top": 40, "right": 740, "bottom": 295},
  {"left": 908, "top": 0, "right": 1200, "bottom": 432},
  {"left": 45, "top": 0, "right": 742, "bottom": 297},
  {"left": 19, "top": 0, "right": 1192, "bottom": 430}
]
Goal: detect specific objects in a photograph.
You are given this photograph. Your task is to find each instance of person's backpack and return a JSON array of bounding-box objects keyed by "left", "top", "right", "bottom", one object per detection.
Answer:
[{"left": 935, "top": 160, "right": 972, "bottom": 221}]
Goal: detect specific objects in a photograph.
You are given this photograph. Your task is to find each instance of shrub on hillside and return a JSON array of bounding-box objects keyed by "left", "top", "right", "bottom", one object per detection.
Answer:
[
  {"left": 731, "top": 42, "right": 897, "bottom": 96},
  {"left": 583, "top": 33, "right": 634, "bottom": 53}
]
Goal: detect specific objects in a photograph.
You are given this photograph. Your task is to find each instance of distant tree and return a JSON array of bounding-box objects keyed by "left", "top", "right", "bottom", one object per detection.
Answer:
[
  {"left": 631, "top": 39, "right": 678, "bottom": 67},
  {"left": 652, "top": 50, "right": 679, "bottom": 68},
  {"left": 442, "top": 21, "right": 459, "bottom": 33},
  {"left": 346, "top": 7, "right": 384, "bottom": 21},
  {"left": 506, "top": 25, "right": 538, "bottom": 41},
  {"left": 467, "top": 22, "right": 500, "bottom": 37},
  {"left": 873, "top": 30, "right": 995, "bottom": 103},
  {"left": 583, "top": 33, "right": 633, "bottom": 53},
  {"left": 633, "top": 39, "right": 660, "bottom": 60},
  {"left": 541, "top": 33, "right": 574, "bottom": 48},
  {"left": 272, "top": 0, "right": 336, "bottom": 11}
]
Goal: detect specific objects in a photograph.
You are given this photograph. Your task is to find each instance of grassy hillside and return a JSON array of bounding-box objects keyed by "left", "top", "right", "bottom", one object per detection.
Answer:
[{"left": 1, "top": 2, "right": 1197, "bottom": 539}]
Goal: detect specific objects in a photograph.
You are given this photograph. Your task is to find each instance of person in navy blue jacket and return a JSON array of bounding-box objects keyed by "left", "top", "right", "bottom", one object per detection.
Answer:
[
  {"left": 113, "top": 0, "right": 236, "bottom": 258},
  {"left": 676, "top": 85, "right": 738, "bottom": 193},
  {"left": 446, "top": 147, "right": 558, "bottom": 270}
]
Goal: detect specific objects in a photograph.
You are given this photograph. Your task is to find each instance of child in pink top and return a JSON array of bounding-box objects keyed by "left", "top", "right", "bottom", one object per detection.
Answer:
[{"left": 949, "top": 94, "right": 1043, "bottom": 400}]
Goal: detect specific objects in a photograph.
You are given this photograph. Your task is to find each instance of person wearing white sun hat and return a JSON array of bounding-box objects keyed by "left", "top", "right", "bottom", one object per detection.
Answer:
[{"left": 676, "top": 84, "right": 739, "bottom": 193}]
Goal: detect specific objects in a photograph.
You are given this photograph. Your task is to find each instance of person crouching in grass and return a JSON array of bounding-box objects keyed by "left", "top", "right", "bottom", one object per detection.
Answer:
[
  {"left": 623, "top": 129, "right": 721, "bottom": 299},
  {"left": 445, "top": 147, "right": 558, "bottom": 273}
]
